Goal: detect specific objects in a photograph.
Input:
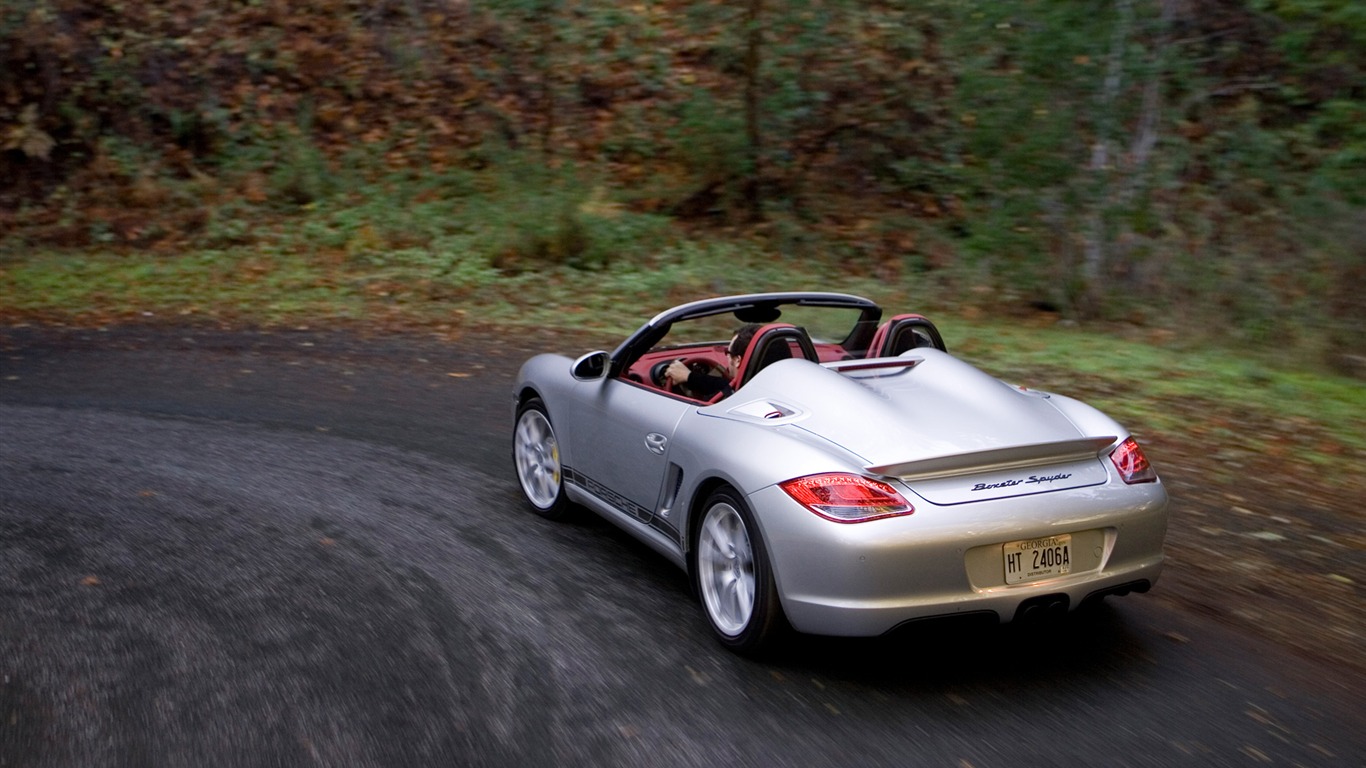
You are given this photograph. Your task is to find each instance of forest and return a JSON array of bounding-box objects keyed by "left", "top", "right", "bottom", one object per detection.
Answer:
[{"left": 1, "top": 0, "right": 1362, "bottom": 371}]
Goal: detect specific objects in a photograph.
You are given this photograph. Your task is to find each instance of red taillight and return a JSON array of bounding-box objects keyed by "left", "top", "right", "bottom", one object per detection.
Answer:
[
  {"left": 1110, "top": 437, "right": 1158, "bottom": 484},
  {"left": 779, "top": 473, "right": 914, "bottom": 523}
]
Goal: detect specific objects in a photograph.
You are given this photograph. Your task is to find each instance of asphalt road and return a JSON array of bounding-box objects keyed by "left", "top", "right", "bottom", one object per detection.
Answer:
[{"left": 1, "top": 325, "right": 1362, "bottom": 767}]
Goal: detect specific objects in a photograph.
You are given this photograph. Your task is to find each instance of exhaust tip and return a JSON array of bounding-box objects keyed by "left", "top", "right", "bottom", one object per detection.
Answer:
[{"left": 1013, "top": 594, "right": 1070, "bottom": 623}]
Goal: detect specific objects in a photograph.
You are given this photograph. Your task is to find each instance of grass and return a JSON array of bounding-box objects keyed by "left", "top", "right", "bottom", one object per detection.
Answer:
[
  {"left": 2, "top": 163, "right": 1362, "bottom": 488},
  {"left": 4, "top": 240, "right": 1363, "bottom": 468},
  {"left": 0, "top": 233, "right": 909, "bottom": 334},
  {"left": 950, "top": 320, "right": 1366, "bottom": 466}
]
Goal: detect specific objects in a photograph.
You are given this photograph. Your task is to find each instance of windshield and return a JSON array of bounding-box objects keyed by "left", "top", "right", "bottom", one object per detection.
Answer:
[{"left": 652, "top": 307, "right": 875, "bottom": 355}]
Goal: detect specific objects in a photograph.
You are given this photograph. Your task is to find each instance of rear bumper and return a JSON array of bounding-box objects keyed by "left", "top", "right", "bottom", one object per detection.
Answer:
[
  {"left": 782, "top": 561, "right": 1163, "bottom": 636},
  {"left": 749, "top": 481, "right": 1169, "bottom": 637}
]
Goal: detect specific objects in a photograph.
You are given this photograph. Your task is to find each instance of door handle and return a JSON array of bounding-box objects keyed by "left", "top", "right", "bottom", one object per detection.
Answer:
[{"left": 644, "top": 433, "right": 668, "bottom": 455}]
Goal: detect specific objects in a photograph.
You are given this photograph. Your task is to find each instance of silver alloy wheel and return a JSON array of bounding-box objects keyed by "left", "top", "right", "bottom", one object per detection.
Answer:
[
  {"left": 697, "top": 501, "right": 756, "bottom": 636},
  {"left": 514, "top": 407, "right": 561, "bottom": 509}
]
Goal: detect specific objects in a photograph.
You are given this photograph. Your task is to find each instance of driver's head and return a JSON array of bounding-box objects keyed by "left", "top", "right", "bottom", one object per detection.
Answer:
[{"left": 725, "top": 323, "right": 763, "bottom": 375}]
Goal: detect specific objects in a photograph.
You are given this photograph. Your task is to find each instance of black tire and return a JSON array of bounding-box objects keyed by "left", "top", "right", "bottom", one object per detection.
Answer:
[
  {"left": 512, "top": 397, "right": 573, "bottom": 520},
  {"left": 692, "top": 487, "right": 787, "bottom": 654}
]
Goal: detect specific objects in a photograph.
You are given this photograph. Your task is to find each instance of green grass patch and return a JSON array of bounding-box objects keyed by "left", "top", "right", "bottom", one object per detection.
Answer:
[
  {"left": 2, "top": 161, "right": 1361, "bottom": 487},
  {"left": 951, "top": 320, "right": 1366, "bottom": 476},
  {"left": 0, "top": 249, "right": 366, "bottom": 324},
  {"left": 5, "top": 241, "right": 1362, "bottom": 475}
]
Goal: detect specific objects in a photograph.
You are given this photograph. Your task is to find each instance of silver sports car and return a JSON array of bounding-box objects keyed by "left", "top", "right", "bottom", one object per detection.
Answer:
[{"left": 512, "top": 292, "right": 1168, "bottom": 654}]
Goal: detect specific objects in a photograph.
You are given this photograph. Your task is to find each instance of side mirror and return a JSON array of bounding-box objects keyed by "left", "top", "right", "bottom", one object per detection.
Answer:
[{"left": 571, "top": 351, "right": 610, "bottom": 381}]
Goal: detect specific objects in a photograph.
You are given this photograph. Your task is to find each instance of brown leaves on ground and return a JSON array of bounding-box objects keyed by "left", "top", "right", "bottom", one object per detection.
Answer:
[{"left": 1042, "top": 375, "right": 1366, "bottom": 674}]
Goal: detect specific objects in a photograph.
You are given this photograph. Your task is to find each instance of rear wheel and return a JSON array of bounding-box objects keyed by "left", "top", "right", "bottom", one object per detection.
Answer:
[
  {"left": 693, "top": 487, "right": 786, "bottom": 654},
  {"left": 512, "top": 398, "right": 572, "bottom": 520}
]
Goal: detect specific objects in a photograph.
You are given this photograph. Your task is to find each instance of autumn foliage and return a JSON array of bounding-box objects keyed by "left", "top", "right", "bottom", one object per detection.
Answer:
[{"left": 1, "top": 0, "right": 1362, "bottom": 365}]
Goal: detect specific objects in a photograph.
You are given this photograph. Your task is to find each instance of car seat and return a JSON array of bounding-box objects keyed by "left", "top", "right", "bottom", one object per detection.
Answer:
[
  {"left": 867, "top": 314, "right": 948, "bottom": 357},
  {"left": 732, "top": 323, "right": 820, "bottom": 389}
]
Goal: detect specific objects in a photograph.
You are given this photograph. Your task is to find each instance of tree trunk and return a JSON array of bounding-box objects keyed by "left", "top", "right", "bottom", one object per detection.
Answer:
[
  {"left": 1081, "top": 0, "right": 1173, "bottom": 316},
  {"left": 742, "top": 0, "right": 764, "bottom": 222},
  {"left": 1081, "top": 0, "right": 1135, "bottom": 313},
  {"left": 536, "top": 0, "right": 558, "bottom": 158}
]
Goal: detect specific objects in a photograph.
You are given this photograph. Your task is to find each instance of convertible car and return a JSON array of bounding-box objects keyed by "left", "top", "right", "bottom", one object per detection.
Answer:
[{"left": 512, "top": 292, "right": 1168, "bottom": 653}]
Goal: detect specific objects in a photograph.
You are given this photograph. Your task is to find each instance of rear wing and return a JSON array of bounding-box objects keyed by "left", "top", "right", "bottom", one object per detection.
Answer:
[{"left": 867, "top": 436, "right": 1118, "bottom": 481}]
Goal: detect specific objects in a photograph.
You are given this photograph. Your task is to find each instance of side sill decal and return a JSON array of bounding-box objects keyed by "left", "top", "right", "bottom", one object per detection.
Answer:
[{"left": 563, "top": 465, "right": 681, "bottom": 544}]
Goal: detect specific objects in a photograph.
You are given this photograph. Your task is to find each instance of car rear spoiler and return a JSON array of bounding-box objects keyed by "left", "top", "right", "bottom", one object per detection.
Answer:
[{"left": 866, "top": 436, "right": 1118, "bottom": 481}]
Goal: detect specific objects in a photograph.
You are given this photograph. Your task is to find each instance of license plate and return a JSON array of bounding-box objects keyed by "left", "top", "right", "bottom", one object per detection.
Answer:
[{"left": 1003, "top": 534, "right": 1073, "bottom": 584}]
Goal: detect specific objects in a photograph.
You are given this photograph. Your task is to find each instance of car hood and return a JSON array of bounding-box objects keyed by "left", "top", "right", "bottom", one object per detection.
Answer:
[{"left": 708, "top": 351, "right": 1116, "bottom": 504}]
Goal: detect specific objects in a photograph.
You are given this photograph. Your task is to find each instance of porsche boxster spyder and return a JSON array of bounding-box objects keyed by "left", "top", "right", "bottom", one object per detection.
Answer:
[{"left": 512, "top": 292, "right": 1168, "bottom": 653}]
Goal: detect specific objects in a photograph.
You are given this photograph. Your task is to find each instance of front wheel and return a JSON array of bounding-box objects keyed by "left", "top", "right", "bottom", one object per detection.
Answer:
[
  {"left": 512, "top": 397, "right": 572, "bottom": 520},
  {"left": 693, "top": 488, "right": 787, "bottom": 654}
]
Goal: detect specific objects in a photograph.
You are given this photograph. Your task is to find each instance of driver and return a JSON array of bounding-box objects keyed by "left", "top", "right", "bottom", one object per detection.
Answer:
[{"left": 664, "top": 323, "right": 760, "bottom": 400}]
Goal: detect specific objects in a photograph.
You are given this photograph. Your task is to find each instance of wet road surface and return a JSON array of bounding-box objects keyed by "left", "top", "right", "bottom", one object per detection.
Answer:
[{"left": 1, "top": 326, "right": 1362, "bottom": 766}]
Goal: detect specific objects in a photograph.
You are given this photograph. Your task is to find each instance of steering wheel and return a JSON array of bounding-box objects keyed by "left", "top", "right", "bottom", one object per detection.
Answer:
[
  {"left": 650, "top": 357, "right": 728, "bottom": 398},
  {"left": 649, "top": 359, "right": 675, "bottom": 390}
]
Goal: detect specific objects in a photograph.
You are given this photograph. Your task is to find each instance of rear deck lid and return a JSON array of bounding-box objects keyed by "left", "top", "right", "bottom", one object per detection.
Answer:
[
  {"left": 866, "top": 437, "right": 1115, "bottom": 505},
  {"left": 714, "top": 353, "right": 1120, "bottom": 504}
]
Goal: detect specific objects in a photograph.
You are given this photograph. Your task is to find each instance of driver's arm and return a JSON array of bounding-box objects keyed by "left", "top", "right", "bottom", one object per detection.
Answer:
[
  {"left": 666, "top": 359, "right": 733, "bottom": 399},
  {"left": 665, "top": 359, "right": 691, "bottom": 386}
]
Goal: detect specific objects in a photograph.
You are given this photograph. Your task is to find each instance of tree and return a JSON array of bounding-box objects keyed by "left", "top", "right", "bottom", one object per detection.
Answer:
[
  {"left": 1080, "top": 0, "right": 1174, "bottom": 315},
  {"left": 742, "top": 0, "right": 764, "bottom": 221}
]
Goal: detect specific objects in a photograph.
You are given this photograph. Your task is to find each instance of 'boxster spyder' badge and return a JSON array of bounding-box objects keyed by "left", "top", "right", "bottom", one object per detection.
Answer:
[{"left": 971, "top": 473, "right": 1073, "bottom": 492}]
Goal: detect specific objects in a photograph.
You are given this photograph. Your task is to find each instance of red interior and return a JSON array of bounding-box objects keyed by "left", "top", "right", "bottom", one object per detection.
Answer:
[{"left": 623, "top": 339, "right": 851, "bottom": 400}]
